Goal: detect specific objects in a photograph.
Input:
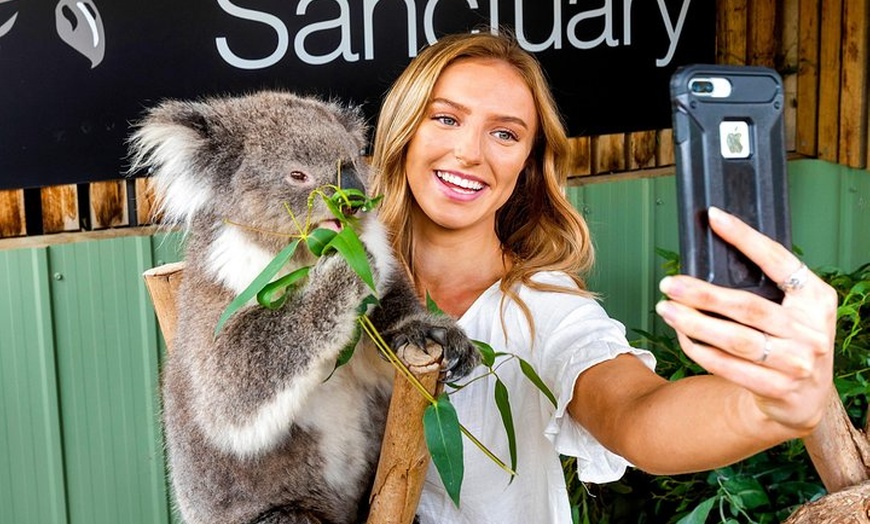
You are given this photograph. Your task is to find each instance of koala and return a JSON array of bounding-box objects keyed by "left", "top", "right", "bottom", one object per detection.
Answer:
[{"left": 129, "top": 91, "right": 479, "bottom": 524}]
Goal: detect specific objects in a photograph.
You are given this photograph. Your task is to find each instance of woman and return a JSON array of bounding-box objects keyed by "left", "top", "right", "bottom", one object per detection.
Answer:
[{"left": 369, "top": 32, "right": 836, "bottom": 523}]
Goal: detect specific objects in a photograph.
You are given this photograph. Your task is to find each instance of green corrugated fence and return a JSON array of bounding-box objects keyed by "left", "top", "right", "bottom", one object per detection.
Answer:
[{"left": 1, "top": 160, "right": 867, "bottom": 524}]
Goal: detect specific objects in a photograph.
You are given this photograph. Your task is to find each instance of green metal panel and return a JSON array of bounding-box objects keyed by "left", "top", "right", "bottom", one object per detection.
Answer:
[
  {"left": 0, "top": 248, "right": 69, "bottom": 524},
  {"left": 48, "top": 236, "right": 171, "bottom": 524},
  {"left": 567, "top": 176, "right": 680, "bottom": 340},
  {"left": 789, "top": 159, "right": 870, "bottom": 271},
  {"left": 0, "top": 162, "right": 867, "bottom": 524}
]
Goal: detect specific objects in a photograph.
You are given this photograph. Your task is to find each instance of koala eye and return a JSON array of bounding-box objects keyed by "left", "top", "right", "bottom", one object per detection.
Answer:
[{"left": 286, "top": 170, "right": 309, "bottom": 184}]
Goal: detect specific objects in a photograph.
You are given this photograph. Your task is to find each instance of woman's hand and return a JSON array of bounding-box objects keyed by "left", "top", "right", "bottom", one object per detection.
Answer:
[{"left": 655, "top": 206, "right": 838, "bottom": 435}]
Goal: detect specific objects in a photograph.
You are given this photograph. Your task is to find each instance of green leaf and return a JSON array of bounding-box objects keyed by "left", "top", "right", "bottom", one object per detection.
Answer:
[
  {"left": 423, "top": 393, "right": 464, "bottom": 507},
  {"left": 256, "top": 266, "right": 311, "bottom": 310},
  {"left": 518, "top": 357, "right": 557, "bottom": 408},
  {"left": 324, "top": 226, "right": 376, "bottom": 293},
  {"left": 426, "top": 291, "right": 445, "bottom": 315},
  {"left": 474, "top": 340, "right": 496, "bottom": 368},
  {"left": 214, "top": 239, "right": 301, "bottom": 337},
  {"left": 675, "top": 496, "right": 716, "bottom": 524},
  {"left": 306, "top": 228, "right": 338, "bottom": 257},
  {"left": 494, "top": 378, "right": 517, "bottom": 477}
]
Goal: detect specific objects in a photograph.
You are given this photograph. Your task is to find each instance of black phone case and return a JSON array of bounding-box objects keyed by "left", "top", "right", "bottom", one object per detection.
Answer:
[{"left": 670, "top": 64, "right": 791, "bottom": 302}]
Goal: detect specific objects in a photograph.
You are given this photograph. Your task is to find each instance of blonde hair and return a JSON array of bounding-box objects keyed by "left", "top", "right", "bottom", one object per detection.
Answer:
[{"left": 370, "top": 31, "right": 595, "bottom": 330}]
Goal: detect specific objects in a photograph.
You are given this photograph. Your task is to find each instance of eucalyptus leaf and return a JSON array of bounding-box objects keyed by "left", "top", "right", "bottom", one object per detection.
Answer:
[
  {"left": 425, "top": 291, "right": 445, "bottom": 315},
  {"left": 423, "top": 393, "right": 464, "bottom": 507},
  {"left": 324, "top": 226, "right": 376, "bottom": 293},
  {"left": 494, "top": 378, "right": 517, "bottom": 477},
  {"left": 214, "top": 239, "right": 300, "bottom": 337},
  {"left": 306, "top": 228, "right": 338, "bottom": 257},
  {"left": 474, "top": 340, "right": 496, "bottom": 368},
  {"left": 256, "top": 266, "right": 311, "bottom": 310},
  {"left": 518, "top": 357, "right": 557, "bottom": 408}
]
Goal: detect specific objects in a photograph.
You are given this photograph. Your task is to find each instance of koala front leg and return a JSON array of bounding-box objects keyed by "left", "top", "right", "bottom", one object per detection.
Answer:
[
  {"left": 368, "top": 275, "right": 480, "bottom": 382},
  {"left": 189, "top": 253, "right": 372, "bottom": 457}
]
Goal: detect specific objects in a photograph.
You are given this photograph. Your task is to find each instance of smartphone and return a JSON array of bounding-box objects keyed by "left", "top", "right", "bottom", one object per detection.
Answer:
[{"left": 670, "top": 64, "right": 791, "bottom": 302}]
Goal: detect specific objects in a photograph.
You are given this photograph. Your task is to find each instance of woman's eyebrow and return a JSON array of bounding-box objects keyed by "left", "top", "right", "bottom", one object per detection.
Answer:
[{"left": 430, "top": 97, "right": 530, "bottom": 130}]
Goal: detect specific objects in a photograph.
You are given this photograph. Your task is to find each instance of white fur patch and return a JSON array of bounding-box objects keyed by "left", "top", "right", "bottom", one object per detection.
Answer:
[
  {"left": 130, "top": 123, "right": 212, "bottom": 230},
  {"left": 208, "top": 359, "right": 336, "bottom": 457},
  {"left": 206, "top": 227, "right": 277, "bottom": 296},
  {"left": 358, "top": 214, "right": 396, "bottom": 296}
]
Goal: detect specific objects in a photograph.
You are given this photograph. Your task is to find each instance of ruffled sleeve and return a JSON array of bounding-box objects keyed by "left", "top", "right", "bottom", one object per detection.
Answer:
[{"left": 525, "top": 276, "right": 656, "bottom": 483}]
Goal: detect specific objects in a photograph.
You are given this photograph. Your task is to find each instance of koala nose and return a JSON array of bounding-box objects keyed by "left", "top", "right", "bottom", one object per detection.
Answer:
[{"left": 338, "top": 166, "right": 365, "bottom": 193}]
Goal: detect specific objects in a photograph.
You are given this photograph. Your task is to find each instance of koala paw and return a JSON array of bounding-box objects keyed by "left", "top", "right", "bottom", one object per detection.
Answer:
[{"left": 387, "top": 316, "right": 480, "bottom": 381}]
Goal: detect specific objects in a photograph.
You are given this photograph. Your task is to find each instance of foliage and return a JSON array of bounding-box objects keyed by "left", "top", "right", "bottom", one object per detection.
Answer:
[
  {"left": 565, "top": 256, "right": 870, "bottom": 524},
  {"left": 216, "top": 184, "right": 557, "bottom": 508}
]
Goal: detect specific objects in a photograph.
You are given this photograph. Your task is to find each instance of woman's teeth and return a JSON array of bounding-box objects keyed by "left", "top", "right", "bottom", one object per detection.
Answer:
[{"left": 436, "top": 171, "right": 484, "bottom": 192}]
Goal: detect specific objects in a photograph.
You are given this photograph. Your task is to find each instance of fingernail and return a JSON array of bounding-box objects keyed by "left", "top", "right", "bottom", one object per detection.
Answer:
[
  {"left": 659, "top": 276, "right": 681, "bottom": 297},
  {"left": 708, "top": 206, "right": 729, "bottom": 224},
  {"left": 656, "top": 300, "right": 675, "bottom": 322}
]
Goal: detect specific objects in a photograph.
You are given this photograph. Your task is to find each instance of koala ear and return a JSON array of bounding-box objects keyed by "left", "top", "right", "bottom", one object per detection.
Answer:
[
  {"left": 331, "top": 102, "right": 369, "bottom": 152},
  {"left": 128, "top": 100, "right": 220, "bottom": 229}
]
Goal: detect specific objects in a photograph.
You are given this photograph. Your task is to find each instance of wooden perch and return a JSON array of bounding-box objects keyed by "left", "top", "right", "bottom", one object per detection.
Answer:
[
  {"left": 367, "top": 343, "right": 442, "bottom": 524},
  {"left": 142, "top": 261, "right": 185, "bottom": 348},
  {"left": 802, "top": 387, "right": 870, "bottom": 493},
  {"left": 142, "top": 262, "right": 436, "bottom": 522}
]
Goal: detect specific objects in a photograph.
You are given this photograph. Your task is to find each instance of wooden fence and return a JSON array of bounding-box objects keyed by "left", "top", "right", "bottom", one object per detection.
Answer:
[{"left": 0, "top": 0, "right": 867, "bottom": 240}]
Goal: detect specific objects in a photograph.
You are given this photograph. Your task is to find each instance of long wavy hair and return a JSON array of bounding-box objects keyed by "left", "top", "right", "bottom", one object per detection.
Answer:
[{"left": 370, "top": 31, "right": 595, "bottom": 332}]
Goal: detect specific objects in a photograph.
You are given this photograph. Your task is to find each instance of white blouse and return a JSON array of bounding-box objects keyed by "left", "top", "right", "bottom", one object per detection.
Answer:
[{"left": 416, "top": 271, "right": 656, "bottom": 524}]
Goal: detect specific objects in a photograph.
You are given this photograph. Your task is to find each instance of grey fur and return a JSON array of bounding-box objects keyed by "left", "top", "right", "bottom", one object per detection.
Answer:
[{"left": 129, "top": 91, "right": 479, "bottom": 524}]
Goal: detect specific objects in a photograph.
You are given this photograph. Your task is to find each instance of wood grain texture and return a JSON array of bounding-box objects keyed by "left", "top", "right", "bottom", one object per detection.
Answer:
[
  {"left": 89, "top": 180, "right": 128, "bottom": 230},
  {"left": 0, "top": 189, "right": 26, "bottom": 238},
  {"left": 718, "top": 0, "right": 749, "bottom": 64},
  {"left": 796, "top": 0, "right": 821, "bottom": 156},
  {"left": 40, "top": 185, "right": 79, "bottom": 233},
  {"left": 747, "top": 0, "right": 780, "bottom": 66},
  {"left": 838, "top": 0, "right": 868, "bottom": 168},
  {"left": 592, "top": 134, "right": 626, "bottom": 175},
  {"left": 817, "top": 0, "right": 844, "bottom": 161}
]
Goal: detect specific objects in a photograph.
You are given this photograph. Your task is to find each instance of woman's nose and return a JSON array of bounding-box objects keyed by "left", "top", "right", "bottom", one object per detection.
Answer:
[{"left": 453, "top": 127, "right": 482, "bottom": 167}]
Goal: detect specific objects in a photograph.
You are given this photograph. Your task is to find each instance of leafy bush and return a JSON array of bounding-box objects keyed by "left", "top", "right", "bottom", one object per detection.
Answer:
[{"left": 565, "top": 257, "right": 870, "bottom": 524}]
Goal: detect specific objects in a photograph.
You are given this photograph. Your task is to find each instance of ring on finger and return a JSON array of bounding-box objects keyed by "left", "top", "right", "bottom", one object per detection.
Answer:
[
  {"left": 778, "top": 262, "right": 809, "bottom": 293},
  {"left": 757, "top": 332, "right": 772, "bottom": 363}
]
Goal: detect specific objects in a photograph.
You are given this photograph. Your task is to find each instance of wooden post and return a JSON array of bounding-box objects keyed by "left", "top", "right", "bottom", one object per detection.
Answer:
[
  {"left": 367, "top": 357, "right": 441, "bottom": 524},
  {"left": 802, "top": 387, "right": 870, "bottom": 493},
  {"left": 142, "top": 262, "right": 185, "bottom": 348}
]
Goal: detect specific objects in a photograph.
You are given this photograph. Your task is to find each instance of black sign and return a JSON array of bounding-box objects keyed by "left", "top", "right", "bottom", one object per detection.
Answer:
[{"left": 0, "top": 1, "right": 714, "bottom": 190}]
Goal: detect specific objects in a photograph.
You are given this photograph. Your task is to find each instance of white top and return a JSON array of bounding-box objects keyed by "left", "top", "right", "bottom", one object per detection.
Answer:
[{"left": 416, "top": 271, "right": 656, "bottom": 524}]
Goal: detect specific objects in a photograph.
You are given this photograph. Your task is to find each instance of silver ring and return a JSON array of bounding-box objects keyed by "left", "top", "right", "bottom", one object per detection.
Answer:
[
  {"left": 778, "top": 263, "right": 809, "bottom": 293},
  {"left": 757, "top": 332, "right": 772, "bottom": 363}
]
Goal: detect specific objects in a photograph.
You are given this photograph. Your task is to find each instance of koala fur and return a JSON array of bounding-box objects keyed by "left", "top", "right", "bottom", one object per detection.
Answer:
[{"left": 129, "top": 91, "right": 479, "bottom": 524}]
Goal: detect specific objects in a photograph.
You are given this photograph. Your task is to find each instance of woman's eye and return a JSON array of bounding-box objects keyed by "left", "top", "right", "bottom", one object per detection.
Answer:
[
  {"left": 493, "top": 130, "right": 518, "bottom": 141},
  {"left": 435, "top": 115, "right": 458, "bottom": 126}
]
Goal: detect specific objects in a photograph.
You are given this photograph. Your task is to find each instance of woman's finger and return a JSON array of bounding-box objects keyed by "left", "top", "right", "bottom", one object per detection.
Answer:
[{"left": 655, "top": 298, "right": 816, "bottom": 377}]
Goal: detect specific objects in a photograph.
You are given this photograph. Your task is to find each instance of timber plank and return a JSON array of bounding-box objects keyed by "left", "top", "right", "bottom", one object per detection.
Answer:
[
  {"left": 748, "top": 0, "right": 779, "bottom": 67},
  {"left": 656, "top": 129, "right": 675, "bottom": 167},
  {"left": 135, "top": 177, "right": 158, "bottom": 226},
  {"left": 592, "top": 134, "right": 626, "bottom": 175},
  {"left": 796, "top": 0, "right": 821, "bottom": 156},
  {"left": 89, "top": 180, "right": 128, "bottom": 230},
  {"left": 783, "top": 0, "right": 800, "bottom": 151},
  {"left": 838, "top": 0, "right": 868, "bottom": 168},
  {"left": 628, "top": 130, "right": 657, "bottom": 170},
  {"left": 817, "top": 0, "right": 844, "bottom": 162},
  {"left": 717, "top": 0, "right": 749, "bottom": 65},
  {"left": 0, "top": 189, "right": 26, "bottom": 238},
  {"left": 40, "top": 185, "right": 79, "bottom": 233},
  {"left": 568, "top": 136, "right": 591, "bottom": 177}
]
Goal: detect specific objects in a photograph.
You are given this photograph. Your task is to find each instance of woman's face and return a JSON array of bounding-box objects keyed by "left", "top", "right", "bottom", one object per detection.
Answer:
[{"left": 404, "top": 57, "right": 537, "bottom": 237}]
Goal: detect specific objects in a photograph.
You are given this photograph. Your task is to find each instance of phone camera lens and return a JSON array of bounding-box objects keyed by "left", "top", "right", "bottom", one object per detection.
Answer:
[{"left": 690, "top": 80, "right": 714, "bottom": 94}]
